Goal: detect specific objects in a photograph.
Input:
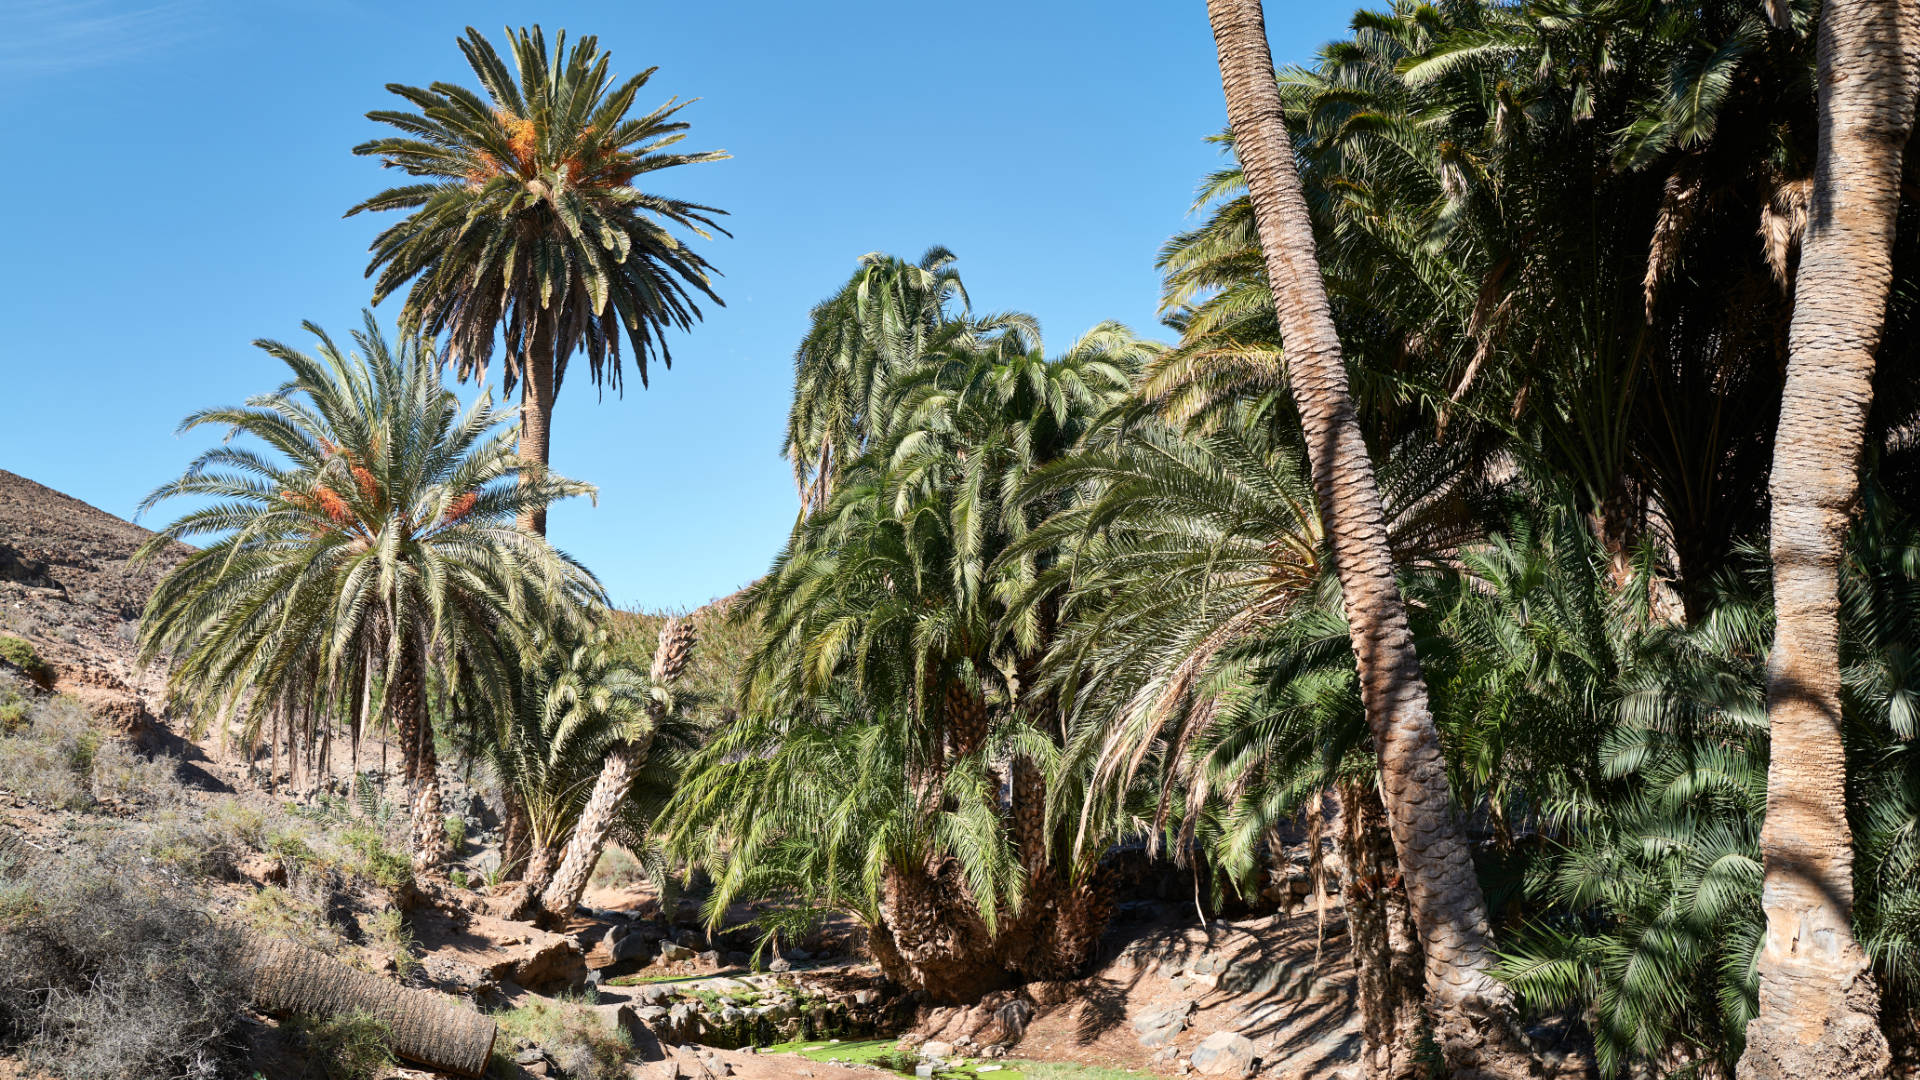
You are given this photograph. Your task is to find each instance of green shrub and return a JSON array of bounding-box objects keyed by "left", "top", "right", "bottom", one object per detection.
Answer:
[
  {"left": 0, "top": 635, "right": 49, "bottom": 686},
  {"left": 341, "top": 826, "right": 413, "bottom": 891},
  {"left": 444, "top": 813, "right": 468, "bottom": 854},
  {"left": 295, "top": 1010, "right": 397, "bottom": 1080}
]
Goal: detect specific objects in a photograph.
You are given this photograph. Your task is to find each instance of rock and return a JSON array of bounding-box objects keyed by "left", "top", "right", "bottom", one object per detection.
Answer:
[
  {"left": 658, "top": 942, "right": 696, "bottom": 964},
  {"left": 922, "top": 1040, "right": 955, "bottom": 1059},
  {"left": 595, "top": 1003, "right": 667, "bottom": 1062},
  {"left": 698, "top": 949, "right": 722, "bottom": 967},
  {"left": 675, "top": 930, "right": 704, "bottom": 950},
  {"left": 637, "top": 984, "right": 678, "bottom": 1007},
  {"left": 769, "top": 958, "right": 792, "bottom": 973},
  {"left": 1133, "top": 1000, "right": 1196, "bottom": 1049},
  {"left": 1189, "top": 1031, "right": 1257, "bottom": 1078},
  {"left": 786, "top": 947, "right": 812, "bottom": 961},
  {"left": 613, "top": 933, "right": 658, "bottom": 963}
]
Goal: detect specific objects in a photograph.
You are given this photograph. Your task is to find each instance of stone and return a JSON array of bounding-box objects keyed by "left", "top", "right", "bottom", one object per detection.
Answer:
[
  {"left": 595, "top": 1003, "right": 667, "bottom": 1062},
  {"left": 698, "top": 949, "right": 722, "bottom": 967},
  {"left": 1133, "top": 1000, "right": 1196, "bottom": 1049},
  {"left": 658, "top": 943, "right": 696, "bottom": 964},
  {"left": 786, "top": 947, "right": 812, "bottom": 961},
  {"left": 614, "top": 933, "right": 658, "bottom": 963},
  {"left": 769, "top": 958, "right": 792, "bottom": 973},
  {"left": 637, "top": 984, "right": 678, "bottom": 1007},
  {"left": 922, "top": 1040, "right": 955, "bottom": 1059},
  {"left": 1189, "top": 1031, "right": 1257, "bottom": 1078}
]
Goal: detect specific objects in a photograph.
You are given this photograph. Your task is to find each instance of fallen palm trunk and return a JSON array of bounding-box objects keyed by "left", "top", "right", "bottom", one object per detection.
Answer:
[{"left": 242, "top": 933, "right": 497, "bottom": 1077}]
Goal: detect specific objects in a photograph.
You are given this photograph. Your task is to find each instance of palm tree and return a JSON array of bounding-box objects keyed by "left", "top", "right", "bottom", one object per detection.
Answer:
[
  {"left": 537, "top": 616, "right": 697, "bottom": 920},
  {"left": 349, "top": 25, "right": 728, "bottom": 536},
  {"left": 785, "top": 248, "right": 968, "bottom": 514},
  {"left": 1740, "top": 1, "right": 1919, "bottom": 1075},
  {"left": 1202, "top": 2, "right": 1532, "bottom": 1074},
  {"left": 136, "top": 315, "right": 602, "bottom": 870}
]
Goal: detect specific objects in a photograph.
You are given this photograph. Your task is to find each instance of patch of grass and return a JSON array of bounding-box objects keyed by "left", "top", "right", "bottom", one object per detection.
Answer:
[
  {"left": 365, "top": 908, "right": 419, "bottom": 978},
  {"left": 0, "top": 695, "right": 100, "bottom": 809},
  {"left": 490, "top": 994, "right": 630, "bottom": 1080},
  {"left": 293, "top": 1010, "right": 396, "bottom": 1080},
  {"left": 340, "top": 825, "right": 413, "bottom": 891},
  {"left": 241, "top": 884, "right": 346, "bottom": 954}
]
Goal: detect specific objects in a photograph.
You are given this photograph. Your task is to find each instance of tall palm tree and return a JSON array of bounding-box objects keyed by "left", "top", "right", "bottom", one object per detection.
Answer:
[
  {"left": 1740, "top": 1, "right": 1920, "bottom": 1075},
  {"left": 136, "top": 315, "right": 602, "bottom": 870},
  {"left": 349, "top": 25, "right": 728, "bottom": 535},
  {"left": 1202, "top": 2, "right": 1533, "bottom": 1074},
  {"left": 537, "top": 616, "right": 697, "bottom": 920}
]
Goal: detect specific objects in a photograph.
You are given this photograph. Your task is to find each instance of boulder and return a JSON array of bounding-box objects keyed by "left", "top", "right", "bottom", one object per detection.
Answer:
[
  {"left": 658, "top": 943, "right": 696, "bottom": 964},
  {"left": 1132, "top": 1000, "right": 1195, "bottom": 1049},
  {"left": 612, "top": 932, "right": 657, "bottom": 964},
  {"left": 1190, "top": 1031, "right": 1257, "bottom": 1078},
  {"left": 921, "top": 1040, "right": 955, "bottom": 1059},
  {"left": 593, "top": 1003, "right": 666, "bottom": 1061}
]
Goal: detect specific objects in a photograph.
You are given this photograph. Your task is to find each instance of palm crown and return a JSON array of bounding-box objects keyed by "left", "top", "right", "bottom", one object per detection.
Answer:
[
  {"left": 349, "top": 25, "right": 727, "bottom": 399},
  {"left": 135, "top": 315, "right": 603, "bottom": 866}
]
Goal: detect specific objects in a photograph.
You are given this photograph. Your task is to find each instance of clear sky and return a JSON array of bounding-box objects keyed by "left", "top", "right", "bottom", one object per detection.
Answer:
[{"left": 0, "top": 1, "right": 1354, "bottom": 611}]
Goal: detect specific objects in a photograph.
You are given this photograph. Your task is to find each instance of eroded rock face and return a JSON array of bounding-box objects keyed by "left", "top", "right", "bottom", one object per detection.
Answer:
[{"left": 1133, "top": 1000, "right": 1195, "bottom": 1049}]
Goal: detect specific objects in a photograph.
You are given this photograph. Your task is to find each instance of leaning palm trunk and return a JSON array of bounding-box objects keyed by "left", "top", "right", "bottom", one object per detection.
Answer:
[
  {"left": 538, "top": 618, "right": 698, "bottom": 920},
  {"left": 1338, "top": 782, "right": 1427, "bottom": 1080},
  {"left": 1739, "top": 1, "right": 1920, "bottom": 1076},
  {"left": 1203, "top": 2, "right": 1532, "bottom": 1075},
  {"left": 244, "top": 933, "right": 496, "bottom": 1077}
]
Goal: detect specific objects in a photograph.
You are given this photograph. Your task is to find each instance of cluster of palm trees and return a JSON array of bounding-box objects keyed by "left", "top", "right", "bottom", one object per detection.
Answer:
[
  {"left": 137, "top": 26, "right": 727, "bottom": 921},
  {"left": 659, "top": 2, "right": 1920, "bottom": 1079},
  {"left": 126, "top": 3, "right": 1920, "bottom": 1079}
]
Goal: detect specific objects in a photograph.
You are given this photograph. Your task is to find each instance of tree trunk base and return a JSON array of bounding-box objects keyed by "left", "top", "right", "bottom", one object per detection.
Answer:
[
  {"left": 1430, "top": 1002, "right": 1541, "bottom": 1080},
  {"left": 1738, "top": 966, "right": 1890, "bottom": 1080}
]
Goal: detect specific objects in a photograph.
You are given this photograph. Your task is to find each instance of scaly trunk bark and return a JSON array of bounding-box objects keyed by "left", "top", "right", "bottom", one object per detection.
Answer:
[
  {"left": 244, "top": 933, "right": 496, "bottom": 1078},
  {"left": 499, "top": 790, "right": 532, "bottom": 882},
  {"left": 538, "top": 740, "right": 644, "bottom": 919},
  {"left": 1739, "top": 1, "right": 1918, "bottom": 1076},
  {"left": 518, "top": 312, "right": 556, "bottom": 536},
  {"left": 537, "top": 618, "right": 696, "bottom": 921},
  {"left": 1203, "top": 3, "right": 1533, "bottom": 1075},
  {"left": 1338, "top": 782, "right": 1428, "bottom": 1080},
  {"left": 389, "top": 630, "right": 445, "bottom": 874}
]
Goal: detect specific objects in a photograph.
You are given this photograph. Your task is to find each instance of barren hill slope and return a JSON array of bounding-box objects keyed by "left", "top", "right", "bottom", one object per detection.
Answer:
[{"left": 0, "top": 468, "right": 187, "bottom": 735}]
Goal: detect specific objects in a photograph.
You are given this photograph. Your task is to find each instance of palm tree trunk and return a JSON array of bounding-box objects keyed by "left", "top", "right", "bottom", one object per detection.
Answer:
[
  {"left": 390, "top": 631, "right": 446, "bottom": 873},
  {"left": 537, "top": 618, "right": 696, "bottom": 920},
  {"left": 1203, "top": 3, "right": 1532, "bottom": 1075},
  {"left": 1740, "top": 2, "right": 1919, "bottom": 1076},
  {"left": 538, "top": 739, "right": 644, "bottom": 919},
  {"left": 518, "top": 312, "right": 556, "bottom": 536},
  {"left": 1337, "top": 782, "right": 1428, "bottom": 1080},
  {"left": 498, "top": 791, "right": 532, "bottom": 882}
]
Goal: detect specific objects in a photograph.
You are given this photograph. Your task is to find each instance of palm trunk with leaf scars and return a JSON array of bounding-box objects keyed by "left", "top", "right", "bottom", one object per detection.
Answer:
[
  {"left": 390, "top": 626, "right": 446, "bottom": 873},
  {"left": 1203, "top": 1, "right": 1536, "bottom": 1075},
  {"left": 1738, "top": 1, "right": 1919, "bottom": 1076},
  {"left": 538, "top": 618, "right": 699, "bottom": 921}
]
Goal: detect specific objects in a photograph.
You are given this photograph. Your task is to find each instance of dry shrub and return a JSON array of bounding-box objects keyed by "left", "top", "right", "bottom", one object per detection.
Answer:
[
  {"left": 291, "top": 1010, "right": 397, "bottom": 1080},
  {"left": 492, "top": 994, "right": 630, "bottom": 1080},
  {"left": 0, "top": 841, "right": 247, "bottom": 1079}
]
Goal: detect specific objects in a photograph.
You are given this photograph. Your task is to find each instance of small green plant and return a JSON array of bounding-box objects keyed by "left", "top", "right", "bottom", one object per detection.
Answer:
[
  {"left": 443, "top": 813, "right": 467, "bottom": 854},
  {"left": 296, "top": 1010, "right": 397, "bottom": 1080},
  {"left": 340, "top": 826, "right": 412, "bottom": 891},
  {"left": 0, "top": 635, "right": 50, "bottom": 686},
  {"left": 490, "top": 995, "right": 630, "bottom": 1080},
  {"left": 451, "top": 868, "right": 469, "bottom": 890},
  {"left": 366, "top": 908, "right": 419, "bottom": 978}
]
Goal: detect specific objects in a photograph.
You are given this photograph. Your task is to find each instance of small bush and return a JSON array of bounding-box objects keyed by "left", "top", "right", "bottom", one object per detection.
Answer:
[
  {"left": 588, "top": 843, "right": 647, "bottom": 892},
  {"left": 0, "top": 635, "right": 49, "bottom": 685},
  {"left": 444, "top": 813, "right": 468, "bottom": 854},
  {"left": 491, "top": 995, "right": 630, "bottom": 1080},
  {"left": 294, "top": 1010, "right": 397, "bottom": 1080},
  {"left": 0, "top": 841, "right": 247, "bottom": 1080},
  {"left": 341, "top": 826, "right": 413, "bottom": 891},
  {"left": 89, "top": 737, "right": 182, "bottom": 806},
  {"left": 365, "top": 908, "right": 419, "bottom": 979},
  {"left": 0, "top": 696, "right": 98, "bottom": 809},
  {"left": 241, "top": 884, "right": 345, "bottom": 954}
]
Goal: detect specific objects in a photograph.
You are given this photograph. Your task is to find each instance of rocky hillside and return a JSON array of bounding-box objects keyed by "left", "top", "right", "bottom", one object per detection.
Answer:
[{"left": 0, "top": 468, "right": 186, "bottom": 739}]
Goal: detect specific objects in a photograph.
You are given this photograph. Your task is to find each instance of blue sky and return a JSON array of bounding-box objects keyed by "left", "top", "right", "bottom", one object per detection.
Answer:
[{"left": 0, "top": 1, "right": 1353, "bottom": 611}]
